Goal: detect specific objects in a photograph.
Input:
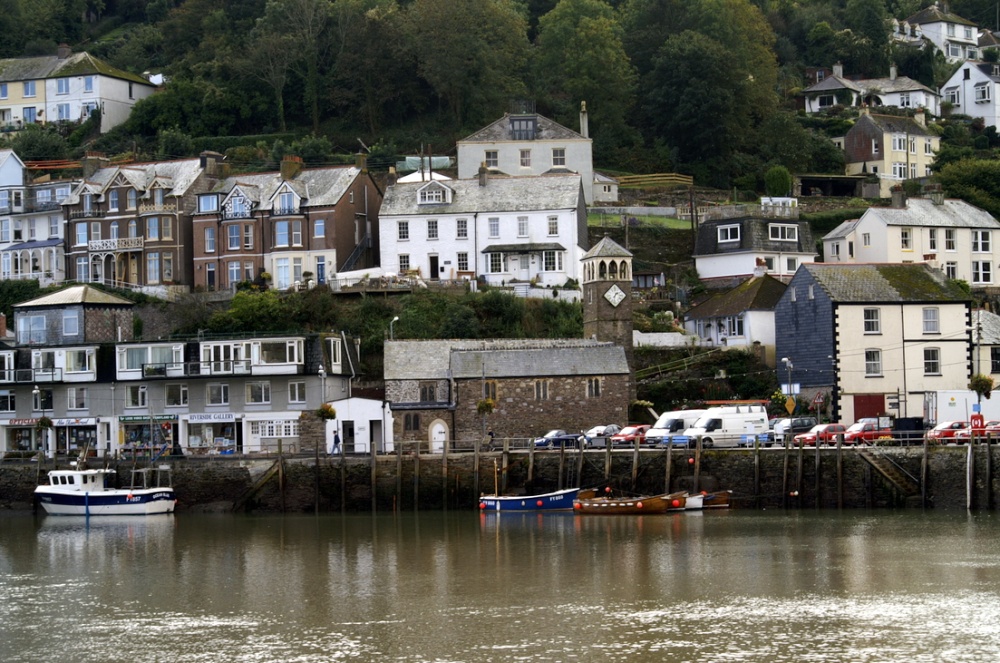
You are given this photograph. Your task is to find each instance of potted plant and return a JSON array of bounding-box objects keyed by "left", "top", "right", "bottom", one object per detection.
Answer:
[{"left": 316, "top": 403, "right": 337, "bottom": 420}]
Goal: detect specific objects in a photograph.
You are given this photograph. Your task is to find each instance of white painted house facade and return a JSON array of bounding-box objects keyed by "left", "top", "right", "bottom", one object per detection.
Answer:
[
  {"left": 940, "top": 61, "right": 1000, "bottom": 129},
  {"left": 379, "top": 174, "right": 588, "bottom": 287}
]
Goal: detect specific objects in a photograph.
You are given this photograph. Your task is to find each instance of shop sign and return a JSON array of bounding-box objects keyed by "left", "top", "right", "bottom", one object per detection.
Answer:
[
  {"left": 53, "top": 418, "right": 96, "bottom": 426},
  {"left": 119, "top": 415, "right": 178, "bottom": 422},
  {"left": 189, "top": 413, "right": 236, "bottom": 422},
  {"left": 4, "top": 419, "right": 39, "bottom": 426}
]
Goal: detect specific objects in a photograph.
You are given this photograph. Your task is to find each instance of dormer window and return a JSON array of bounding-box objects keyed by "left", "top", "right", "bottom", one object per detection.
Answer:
[
  {"left": 769, "top": 224, "right": 798, "bottom": 241},
  {"left": 198, "top": 194, "right": 219, "bottom": 213},
  {"left": 419, "top": 185, "right": 446, "bottom": 204},
  {"left": 231, "top": 196, "right": 249, "bottom": 218},
  {"left": 277, "top": 191, "right": 296, "bottom": 214},
  {"left": 127, "top": 189, "right": 137, "bottom": 210},
  {"left": 153, "top": 188, "right": 165, "bottom": 206},
  {"left": 718, "top": 225, "right": 740, "bottom": 242},
  {"left": 510, "top": 116, "right": 536, "bottom": 140}
]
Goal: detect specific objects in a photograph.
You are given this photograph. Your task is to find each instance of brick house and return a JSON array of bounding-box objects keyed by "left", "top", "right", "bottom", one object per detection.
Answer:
[{"left": 192, "top": 156, "right": 382, "bottom": 291}]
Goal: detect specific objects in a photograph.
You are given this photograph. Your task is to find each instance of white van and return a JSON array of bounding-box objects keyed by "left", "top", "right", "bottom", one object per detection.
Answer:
[
  {"left": 646, "top": 409, "right": 707, "bottom": 447},
  {"left": 677, "top": 405, "right": 769, "bottom": 448}
]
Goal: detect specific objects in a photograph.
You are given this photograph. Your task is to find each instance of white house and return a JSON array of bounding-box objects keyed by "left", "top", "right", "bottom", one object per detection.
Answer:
[
  {"left": 0, "top": 45, "right": 155, "bottom": 133},
  {"left": 940, "top": 61, "right": 1000, "bottom": 128},
  {"left": 903, "top": 2, "right": 980, "bottom": 62},
  {"left": 801, "top": 63, "right": 940, "bottom": 116},
  {"left": 693, "top": 213, "right": 817, "bottom": 286},
  {"left": 379, "top": 172, "right": 587, "bottom": 288},
  {"left": 456, "top": 103, "right": 596, "bottom": 204},
  {"left": 821, "top": 190, "right": 1000, "bottom": 287}
]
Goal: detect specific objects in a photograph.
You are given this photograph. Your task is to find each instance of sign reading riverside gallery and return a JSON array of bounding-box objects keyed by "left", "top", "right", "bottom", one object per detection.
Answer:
[{"left": 188, "top": 413, "right": 236, "bottom": 422}]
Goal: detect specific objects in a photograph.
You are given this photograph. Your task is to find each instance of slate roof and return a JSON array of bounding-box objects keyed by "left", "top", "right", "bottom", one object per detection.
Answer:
[
  {"left": 459, "top": 113, "right": 587, "bottom": 143},
  {"left": 803, "top": 263, "right": 972, "bottom": 303},
  {"left": 693, "top": 218, "right": 817, "bottom": 257},
  {"left": 208, "top": 166, "right": 362, "bottom": 209},
  {"left": 15, "top": 285, "right": 133, "bottom": 308},
  {"left": 858, "top": 197, "right": 1000, "bottom": 229},
  {"left": 974, "top": 309, "right": 1000, "bottom": 345},
  {"left": 66, "top": 159, "right": 205, "bottom": 205},
  {"left": 380, "top": 175, "right": 582, "bottom": 216},
  {"left": 685, "top": 274, "right": 787, "bottom": 319},
  {"left": 905, "top": 4, "right": 977, "bottom": 27},
  {"left": 803, "top": 73, "right": 936, "bottom": 97},
  {"left": 583, "top": 235, "right": 632, "bottom": 259},
  {"left": 0, "top": 52, "right": 152, "bottom": 85},
  {"left": 857, "top": 113, "right": 933, "bottom": 137},
  {"left": 824, "top": 219, "right": 860, "bottom": 240},
  {"left": 384, "top": 339, "right": 629, "bottom": 381}
]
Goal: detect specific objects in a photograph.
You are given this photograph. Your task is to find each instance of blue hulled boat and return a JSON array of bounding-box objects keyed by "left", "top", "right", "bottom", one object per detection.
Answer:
[{"left": 478, "top": 487, "right": 584, "bottom": 512}]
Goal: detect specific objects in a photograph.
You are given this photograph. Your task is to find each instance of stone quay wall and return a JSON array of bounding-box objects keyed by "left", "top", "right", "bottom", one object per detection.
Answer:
[{"left": 1, "top": 445, "right": 996, "bottom": 513}]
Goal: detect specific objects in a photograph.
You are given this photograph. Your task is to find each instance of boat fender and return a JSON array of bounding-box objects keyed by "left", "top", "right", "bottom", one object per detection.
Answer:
[
  {"left": 536, "top": 500, "right": 544, "bottom": 507},
  {"left": 479, "top": 502, "right": 486, "bottom": 509},
  {"left": 671, "top": 499, "right": 681, "bottom": 508},
  {"left": 574, "top": 503, "right": 581, "bottom": 509},
  {"left": 636, "top": 502, "right": 643, "bottom": 509}
]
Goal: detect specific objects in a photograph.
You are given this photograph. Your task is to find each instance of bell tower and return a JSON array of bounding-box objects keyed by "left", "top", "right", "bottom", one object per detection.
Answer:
[{"left": 582, "top": 236, "right": 634, "bottom": 372}]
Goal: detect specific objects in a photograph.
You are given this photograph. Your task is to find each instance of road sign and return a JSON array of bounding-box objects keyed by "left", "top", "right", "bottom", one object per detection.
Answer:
[
  {"left": 785, "top": 395, "right": 795, "bottom": 415},
  {"left": 813, "top": 392, "right": 824, "bottom": 405}
]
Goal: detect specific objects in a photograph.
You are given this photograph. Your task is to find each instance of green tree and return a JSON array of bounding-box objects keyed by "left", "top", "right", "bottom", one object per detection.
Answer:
[
  {"left": 262, "top": 0, "right": 331, "bottom": 133},
  {"left": 844, "top": 0, "right": 890, "bottom": 76},
  {"left": 2, "top": 125, "right": 68, "bottom": 161},
  {"left": 242, "top": 25, "right": 297, "bottom": 132},
  {"left": 532, "top": 0, "right": 637, "bottom": 141},
  {"left": 156, "top": 127, "right": 195, "bottom": 159},
  {"left": 765, "top": 165, "right": 792, "bottom": 196},
  {"left": 207, "top": 290, "right": 291, "bottom": 333},
  {"left": 405, "top": 0, "right": 529, "bottom": 126},
  {"left": 936, "top": 158, "right": 1000, "bottom": 219}
]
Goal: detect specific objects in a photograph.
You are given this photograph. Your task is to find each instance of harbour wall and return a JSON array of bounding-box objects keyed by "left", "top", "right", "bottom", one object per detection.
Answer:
[{"left": 0, "top": 445, "right": 995, "bottom": 512}]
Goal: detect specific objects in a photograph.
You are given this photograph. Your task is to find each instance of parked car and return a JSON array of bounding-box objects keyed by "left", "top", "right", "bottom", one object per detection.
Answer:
[
  {"left": 534, "top": 430, "right": 583, "bottom": 449},
  {"left": 844, "top": 421, "right": 893, "bottom": 445},
  {"left": 955, "top": 421, "right": 1000, "bottom": 439},
  {"left": 763, "top": 416, "right": 818, "bottom": 446},
  {"left": 610, "top": 425, "right": 650, "bottom": 447},
  {"left": 928, "top": 421, "right": 970, "bottom": 442},
  {"left": 793, "top": 423, "right": 847, "bottom": 447},
  {"left": 582, "top": 424, "right": 621, "bottom": 448}
]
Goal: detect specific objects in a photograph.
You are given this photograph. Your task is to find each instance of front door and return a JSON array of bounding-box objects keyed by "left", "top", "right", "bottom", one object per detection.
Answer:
[
  {"left": 316, "top": 257, "right": 326, "bottom": 284},
  {"left": 343, "top": 420, "right": 355, "bottom": 453},
  {"left": 429, "top": 255, "right": 439, "bottom": 280},
  {"left": 430, "top": 421, "right": 447, "bottom": 452}
]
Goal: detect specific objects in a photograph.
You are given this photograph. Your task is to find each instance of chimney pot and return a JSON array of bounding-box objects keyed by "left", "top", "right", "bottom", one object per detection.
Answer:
[
  {"left": 57, "top": 43, "right": 71, "bottom": 59},
  {"left": 280, "top": 155, "right": 303, "bottom": 180},
  {"left": 479, "top": 163, "right": 489, "bottom": 187}
]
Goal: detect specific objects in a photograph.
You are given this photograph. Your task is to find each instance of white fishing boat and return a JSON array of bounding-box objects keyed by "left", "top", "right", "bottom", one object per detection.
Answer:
[{"left": 35, "top": 464, "right": 177, "bottom": 516}]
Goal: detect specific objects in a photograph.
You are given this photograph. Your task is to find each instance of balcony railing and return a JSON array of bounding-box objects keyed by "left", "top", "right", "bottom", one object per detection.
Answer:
[
  {"left": 13, "top": 368, "right": 64, "bottom": 383},
  {"left": 138, "top": 201, "right": 177, "bottom": 214},
  {"left": 26, "top": 200, "right": 61, "bottom": 213},
  {"left": 89, "top": 237, "right": 144, "bottom": 251},
  {"left": 70, "top": 209, "right": 105, "bottom": 219},
  {"left": 272, "top": 206, "right": 300, "bottom": 216},
  {"left": 222, "top": 210, "right": 253, "bottom": 220}
]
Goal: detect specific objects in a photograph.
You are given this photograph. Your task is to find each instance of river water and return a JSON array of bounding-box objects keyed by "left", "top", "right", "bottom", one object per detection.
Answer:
[{"left": 2, "top": 509, "right": 1000, "bottom": 662}]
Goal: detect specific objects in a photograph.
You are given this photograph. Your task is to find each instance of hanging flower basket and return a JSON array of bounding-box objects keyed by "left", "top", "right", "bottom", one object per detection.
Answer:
[
  {"left": 476, "top": 398, "right": 496, "bottom": 416},
  {"left": 36, "top": 416, "right": 52, "bottom": 430},
  {"left": 316, "top": 403, "right": 337, "bottom": 420}
]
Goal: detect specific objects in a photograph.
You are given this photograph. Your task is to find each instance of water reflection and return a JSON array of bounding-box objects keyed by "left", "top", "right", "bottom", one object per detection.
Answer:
[{"left": 2, "top": 511, "right": 1000, "bottom": 662}]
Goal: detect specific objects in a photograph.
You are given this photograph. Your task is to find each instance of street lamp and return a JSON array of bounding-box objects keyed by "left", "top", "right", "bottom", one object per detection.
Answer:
[
  {"left": 33, "top": 384, "right": 51, "bottom": 459},
  {"left": 781, "top": 357, "right": 794, "bottom": 395},
  {"left": 390, "top": 316, "right": 399, "bottom": 340}
]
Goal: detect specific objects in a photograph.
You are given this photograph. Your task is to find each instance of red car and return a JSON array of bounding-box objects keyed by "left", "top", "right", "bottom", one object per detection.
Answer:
[
  {"left": 953, "top": 421, "right": 1000, "bottom": 440},
  {"left": 844, "top": 422, "right": 892, "bottom": 445},
  {"left": 610, "top": 425, "right": 650, "bottom": 447},
  {"left": 928, "top": 421, "right": 970, "bottom": 442},
  {"left": 793, "top": 423, "right": 847, "bottom": 447}
]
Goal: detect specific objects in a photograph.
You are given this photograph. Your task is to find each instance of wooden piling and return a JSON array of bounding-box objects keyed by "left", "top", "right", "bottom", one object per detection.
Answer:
[
  {"left": 693, "top": 436, "right": 702, "bottom": 493},
  {"left": 814, "top": 441, "right": 821, "bottom": 508},
  {"left": 753, "top": 437, "right": 760, "bottom": 508},
  {"left": 501, "top": 438, "right": 510, "bottom": 494},
  {"left": 986, "top": 441, "right": 993, "bottom": 510},
  {"left": 396, "top": 440, "right": 403, "bottom": 510},
  {"left": 836, "top": 434, "right": 843, "bottom": 509},
  {"left": 782, "top": 437, "right": 790, "bottom": 509},
  {"left": 413, "top": 441, "right": 420, "bottom": 510},
  {"left": 631, "top": 439, "right": 640, "bottom": 490},
  {"left": 441, "top": 436, "right": 449, "bottom": 510},
  {"left": 664, "top": 443, "right": 673, "bottom": 493},
  {"left": 921, "top": 436, "right": 929, "bottom": 508}
]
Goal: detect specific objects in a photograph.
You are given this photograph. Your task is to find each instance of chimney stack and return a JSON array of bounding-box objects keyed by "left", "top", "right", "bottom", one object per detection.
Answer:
[
  {"left": 478, "top": 162, "right": 489, "bottom": 187},
  {"left": 833, "top": 61, "right": 844, "bottom": 78},
  {"left": 81, "top": 151, "right": 109, "bottom": 179},
  {"left": 914, "top": 107, "right": 926, "bottom": 128},
  {"left": 0, "top": 313, "right": 7, "bottom": 339},
  {"left": 891, "top": 187, "right": 906, "bottom": 209},
  {"left": 388, "top": 166, "right": 397, "bottom": 186},
  {"left": 579, "top": 101, "right": 589, "bottom": 139},
  {"left": 280, "top": 155, "right": 303, "bottom": 180},
  {"left": 889, "top": 63, "right": 897, "bottom": 80},
  {"left": 355, "top": 152, "right": 367, "bottom": 172},
  {"left": 57, "top": 43, "right": 71, "bottom": 60},
  {"left": 199, "top": 151, "right": 224, "bottom": 177}
]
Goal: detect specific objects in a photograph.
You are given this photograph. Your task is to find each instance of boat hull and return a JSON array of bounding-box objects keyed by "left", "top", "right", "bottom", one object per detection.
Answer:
[
  {"left": 35, "top": 487, "right": 177, "bottom": 516},
  {"left": 702, "top": 490, "right": 732, "bottom": 509},
  {"left": 479, "top": 487, "right": 581, "bottom": 511},
  {"left": 573, "top": 491, "right": 687, "bottom": 515}
]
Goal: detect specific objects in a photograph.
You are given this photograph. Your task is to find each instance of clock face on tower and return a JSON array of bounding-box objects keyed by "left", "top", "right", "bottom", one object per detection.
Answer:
[{"left": 604, "top": 284, "right": 626, "bottom": 307}]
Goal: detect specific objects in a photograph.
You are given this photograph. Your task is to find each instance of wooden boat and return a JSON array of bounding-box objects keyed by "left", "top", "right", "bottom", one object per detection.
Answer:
[
  {"left": 478, "top": 487, "right": 584, "bottom": 512},
  {"left": 35, "top": 465, "right": 177, "bottom": 516},
  {"left": 702, "top": 490, "right": 732, "bottom": 509},
  {"left": 684, "top": 493, "right": 704, "bottom": 510},
  {"left": 573, "top": 490, "right": 687, "bottom": 515}
]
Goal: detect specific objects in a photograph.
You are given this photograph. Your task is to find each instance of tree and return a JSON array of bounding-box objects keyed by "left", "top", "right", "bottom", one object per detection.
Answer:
[
  {"left": 765, "top": 165, "right": 792, "bottom": 197},
  {"left": 844, "top": 0, "right": 890, "bottom": 76},
  {"left": 532, "top": 0, "right": 637, "bottom": 143},
  {"left": 405, "top": 0, "right": 530, "bottom": 126},
  {"left": 242, "top": 25, "right": 297, "bottom": 132},
  {"left": 935, "top": 158, "right": 1000, "bottom": 219},
  {"left": 2, "top": 125, "right": 68, "bottom": 161}
]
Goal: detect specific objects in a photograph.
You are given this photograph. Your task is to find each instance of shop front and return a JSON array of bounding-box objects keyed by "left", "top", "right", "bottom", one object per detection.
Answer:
[
  {"left": 3, "top": 418, "right": 47, "bottom": 456},
  {"left": 118, "top": 415, "right": 179, "bottom": 457},
  {"left": 52, "top": 418, "right": 99, "bottom": 456},
  {"left": 185, "top": 413, "right": 241, "bottom": 454}
]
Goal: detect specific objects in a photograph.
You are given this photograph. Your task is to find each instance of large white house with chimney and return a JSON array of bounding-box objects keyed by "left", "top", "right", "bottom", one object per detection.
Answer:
[{"left": 456, "top": 102, "right": 597, "bottom": 204}]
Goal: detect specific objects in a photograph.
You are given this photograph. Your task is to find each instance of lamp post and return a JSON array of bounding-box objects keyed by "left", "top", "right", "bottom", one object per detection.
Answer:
[
  {"left": 33, "top": 384, "right": 51, "bottom": 459},
  {"left": 318, "top": 365, "right": 327, "bottom": 454},
  {"left": 781, "top": 357, "right": 795, "bottom": 416},
  {"left": 390, "top": 316, "right": 399, "bottom": 340}
]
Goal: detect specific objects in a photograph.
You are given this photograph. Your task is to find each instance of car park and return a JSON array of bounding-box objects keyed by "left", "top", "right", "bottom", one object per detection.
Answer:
[
  {"left": 610, "top": 425, "right": 650, "bottom": 447},
  {"left": 762, "top": 416, "right": 818, "bottom": 446},
  {"left": 793, "top": 423, "right": 847, "bottom": 447},
  {"left": 928, "top": 421, "right": 970, "bottom": 442},
  {"left": 844, "top": 421, "right": 892, "bottom": 445}
]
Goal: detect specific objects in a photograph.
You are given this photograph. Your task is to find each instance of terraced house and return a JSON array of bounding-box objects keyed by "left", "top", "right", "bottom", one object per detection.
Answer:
[{"left": 0, "top": 44, "right": 154, "bottom": 133}]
